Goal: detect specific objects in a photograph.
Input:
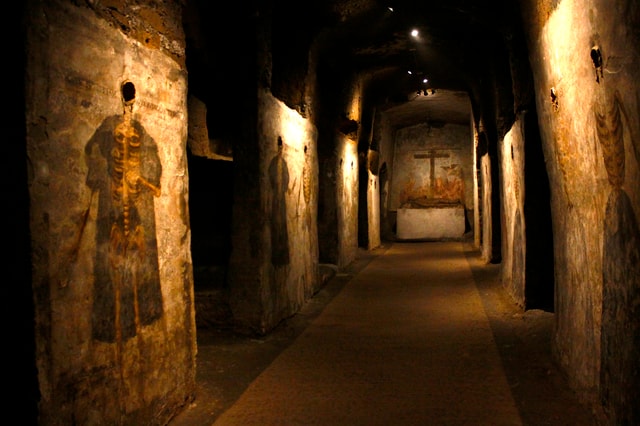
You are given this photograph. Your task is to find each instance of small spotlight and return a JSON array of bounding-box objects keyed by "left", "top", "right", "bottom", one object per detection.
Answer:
[
  {"left": 411, "top": 29, "right": 419, "bottom": 38},
  {"left": 407, "top": 70, "right": 412, "bottom": 74},
  {"left": 388, "top": 6, "right": 394, "bottom": 12},
  {"left": 423, "top": 78, "right": 428, "bottom": 84}
]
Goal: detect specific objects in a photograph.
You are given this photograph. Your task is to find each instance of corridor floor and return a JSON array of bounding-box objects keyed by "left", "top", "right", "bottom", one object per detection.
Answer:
[{"left": 169, "top": 242, "right": 599, "bottom": 426}]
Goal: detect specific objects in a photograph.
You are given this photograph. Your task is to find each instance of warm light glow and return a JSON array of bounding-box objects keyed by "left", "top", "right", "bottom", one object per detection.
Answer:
[
  {"left": 281, "top": 117, "right": 305, "bottom": 149},
  {"left": 271, "top": 91, "right": 307, "bottom": 152},
  {"left": 347, "top": 81, "right": 362, "bottom": 123},
  {"left": 543, "top": 2, "right": 580, "bottom": 83},
  {"left": 411, "top": 29, "right": 419, "bottom": 38},
  {"left": 423, "top": 78, "right": 428, "bottom": 83}
]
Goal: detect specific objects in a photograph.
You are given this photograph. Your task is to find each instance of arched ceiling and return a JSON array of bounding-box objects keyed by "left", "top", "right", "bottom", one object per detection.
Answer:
[
  {"left": 308, "top": 0, "right": 520, "bottom": 129},
  {"left": 184, "top": 0, "right": 522, "bottom": 131}
]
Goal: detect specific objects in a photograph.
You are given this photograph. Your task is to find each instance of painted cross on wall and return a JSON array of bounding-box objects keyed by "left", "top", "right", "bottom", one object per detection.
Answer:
[{"left": 414, "top": 149, "right": 450, "bottom": 198}]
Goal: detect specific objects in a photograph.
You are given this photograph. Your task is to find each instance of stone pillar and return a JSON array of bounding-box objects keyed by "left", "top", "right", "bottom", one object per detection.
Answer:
[{"left": 25, "top": 1, "right": 195, "bottom": 424}]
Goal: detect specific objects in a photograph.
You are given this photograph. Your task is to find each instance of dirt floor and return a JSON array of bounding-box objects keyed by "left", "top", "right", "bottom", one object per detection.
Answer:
[{"left": 168, "top": 241, "right": 604, "bottom": 426}]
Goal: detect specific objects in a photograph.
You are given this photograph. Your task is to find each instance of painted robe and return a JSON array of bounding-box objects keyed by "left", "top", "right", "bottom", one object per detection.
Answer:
[{"left": 85, "top": 115, "right": 163, "bottom": 343}]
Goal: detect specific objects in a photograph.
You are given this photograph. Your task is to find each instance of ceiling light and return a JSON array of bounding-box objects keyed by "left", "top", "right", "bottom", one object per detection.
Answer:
[
  {"left": 411, "top": 29, "right": 419, "bottom": 38},
  {"left": 388, "top": 6, "right": 394, "bottom": 12},
  {"left": 407, "top": 70, "right": 412, "bottom": 74},
  {"left": 423, "top": 78, "right": 428, "bottom": 83}
]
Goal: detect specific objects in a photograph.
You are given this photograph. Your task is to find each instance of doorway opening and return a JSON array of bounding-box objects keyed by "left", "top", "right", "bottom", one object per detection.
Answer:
[{"left": 187, "top": 151, "right": 235, "bottom": 327}]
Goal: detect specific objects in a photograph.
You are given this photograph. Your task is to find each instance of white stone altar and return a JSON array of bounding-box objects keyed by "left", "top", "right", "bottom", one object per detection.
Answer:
[{"left": 396, "top": 205, "right": 466, "bottom": 240}]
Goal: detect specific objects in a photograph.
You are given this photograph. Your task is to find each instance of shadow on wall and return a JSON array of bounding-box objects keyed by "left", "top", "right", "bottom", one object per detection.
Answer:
[{"left": 269, "top": 136, "right": 290, "bottom": 267}]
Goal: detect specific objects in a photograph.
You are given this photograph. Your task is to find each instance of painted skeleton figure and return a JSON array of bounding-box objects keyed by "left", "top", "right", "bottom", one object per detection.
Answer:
[
  {"left": 110, "top": 117, "right": 160, "bottom": 253},
  {"left": 85, "top": 111, "right": 163, "bottom": 343}
]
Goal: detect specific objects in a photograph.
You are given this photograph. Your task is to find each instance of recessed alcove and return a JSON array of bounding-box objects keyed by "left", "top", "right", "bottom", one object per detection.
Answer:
[{"left": 187, "top": 152, "right": 234, "bottom": 291}]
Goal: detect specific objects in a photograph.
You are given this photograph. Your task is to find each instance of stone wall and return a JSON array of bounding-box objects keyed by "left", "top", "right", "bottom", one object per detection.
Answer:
[
  {"left": 389, "top": 123, "right": 473, "bottom": 214},
  {"left": 187, "top": 95, "right": 233, "bottom": 161},
  {"left": 25, "top": 1, "right": 195, "bottom": 424},
  {"left": 366, "top": 155, "right": 381, "bottom": 249},
  {"left": 229, "top": 89, "right": 319, "bottom": 333},
  {"left": 336, "top": 136, "right": 360, "bottom": 267},
  {"left": 480, "top": 151, "right": 495, "bottom": 263},
  {"left": 520, "top": 0, "right": 640, "bottom": 422},
  {"left": 472, "top": 123, "right": 481, "bottom": 248},
  {"left": 316, "top": 133, "right": 359, "bottom": 269},
  {"left": 500, "top": 114, "right": 527, "bottom": 306},
  {"left": 376, "top": 112, "right": 396, "bottom": 241},
  {"left": 500, "top": 108, "right": 555, "bottom": 311}
]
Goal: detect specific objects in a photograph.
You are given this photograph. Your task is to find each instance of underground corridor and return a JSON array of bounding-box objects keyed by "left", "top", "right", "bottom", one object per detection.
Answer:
[
  {"left": 13, "top": 0, "right": 640, "bottom": 425},
  {"left": 170, "top": 240, "right": 595, "bottom": 425}
]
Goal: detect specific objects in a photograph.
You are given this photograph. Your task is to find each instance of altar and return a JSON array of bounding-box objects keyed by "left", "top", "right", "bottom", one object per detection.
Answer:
[
  {"left": 389, "top": 140, "right": 472, "bottom": 241},
  {"left": 396, "top": 202, "right": 466, "bottom": 240}
]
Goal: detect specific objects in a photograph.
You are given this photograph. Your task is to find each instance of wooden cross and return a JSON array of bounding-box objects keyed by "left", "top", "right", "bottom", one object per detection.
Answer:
[{"left": 414, "top": 149, "right": 450, "bottom": 193}]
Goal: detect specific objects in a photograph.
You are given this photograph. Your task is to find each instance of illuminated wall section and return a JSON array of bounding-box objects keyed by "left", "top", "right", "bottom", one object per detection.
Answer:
[
  {"left": 25, "top": 2, "right": 195, "bottom": 424},
  {"left": 336, "top": 81, "right": 362, "bottom": 267},
  {"left": 248, "top": 88, "right": 319, "bottom": 329},
  {"left": 367, "top": 158, "right": 381, "bottom": 250},
  {"left": 499, "top": 114, "right": 526, "bottom": 307},
  {"left": 522, "top": 0, "right": 640, "bottom": 420},
  {"left": 472, "top": 119, "right": 481, "bottom": 248},
  {"left": 336, "top": 138, "right": 359, "bottom": 267}
]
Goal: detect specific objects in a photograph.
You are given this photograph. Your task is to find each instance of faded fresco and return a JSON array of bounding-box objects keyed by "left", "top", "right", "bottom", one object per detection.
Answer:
[
  {"left": 84, "top": 85, "right": 163, "bottom": 343},
  {"left": 399, "top": 149, "right": 465, "bottom": 207},
  {"left": 269, "top": 136, "right": 290, "bottom": 266},
  {"left": 596, "top": 90, "right": 640, "bottom": 425},
  {"left": 389, "top": 123, "right": 472, "bottom": 211}
]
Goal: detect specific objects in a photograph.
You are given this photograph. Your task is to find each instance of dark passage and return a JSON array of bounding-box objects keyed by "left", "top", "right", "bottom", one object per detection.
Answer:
[
  {"left": 188, "top": 152, "right": 235, "bottom": 328},
  {"left": 170, "top": 242, "right": 595, "bottom": 425},
  {"left": 188, "top": 152, "right": 234, "bottom": 292}
]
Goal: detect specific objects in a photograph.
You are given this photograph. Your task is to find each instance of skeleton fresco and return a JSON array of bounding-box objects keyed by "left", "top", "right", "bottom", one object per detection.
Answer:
[
  {"left": 84, "top": 82, "right": 163, "bottom": 343},
  {"left": 596, "top": 90, "right": 640, "bottom": 425}
]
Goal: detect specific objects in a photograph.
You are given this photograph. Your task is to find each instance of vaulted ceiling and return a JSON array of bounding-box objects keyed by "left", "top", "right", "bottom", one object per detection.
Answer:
[
  {"left": 306, "top": 0, "right": 524, "bottom": 129},
  {"left": 184, "top": 0, "right": 526, "bottom": 133}
]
